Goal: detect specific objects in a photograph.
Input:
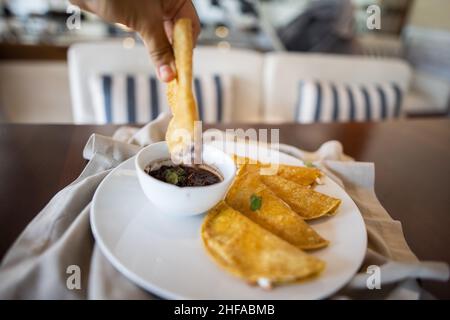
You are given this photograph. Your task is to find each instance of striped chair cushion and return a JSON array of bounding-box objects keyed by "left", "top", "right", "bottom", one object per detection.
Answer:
[
  {"left": 89, "top": 73, "right": 233, "bottom": 124},
  {"left": 294, "top": 81, "right": 404, "bottom": 123}
]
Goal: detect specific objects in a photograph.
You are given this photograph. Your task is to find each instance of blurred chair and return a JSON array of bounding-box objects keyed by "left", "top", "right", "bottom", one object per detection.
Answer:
[
  {"left": 403, "top": 71, "right": 450, "bottom": 116},
  {"left": 263, "top": 52, "right": 411, "bottom": 123},
  {"left": 68, "top": 41, "right": 264, "bottom": 124},
  {"left": 355, "top": 34, "right": 404, "bottom": 59},
  {"left": 402, "top": 26, "right": 450, "bottom": 115}
]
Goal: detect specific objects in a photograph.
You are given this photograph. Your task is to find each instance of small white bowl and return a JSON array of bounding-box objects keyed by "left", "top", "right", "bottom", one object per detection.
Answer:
[{"left": 135, "top": 141, "right": 236, "bottom": 216}]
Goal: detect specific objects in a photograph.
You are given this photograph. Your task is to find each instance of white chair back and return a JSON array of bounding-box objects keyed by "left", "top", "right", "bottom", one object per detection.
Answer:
[
  {"left": 263, "top": 52, "right": 411, "bottom": 122},
  {"left": 68, "top": 41, "right": 264, "bottom": 123}
]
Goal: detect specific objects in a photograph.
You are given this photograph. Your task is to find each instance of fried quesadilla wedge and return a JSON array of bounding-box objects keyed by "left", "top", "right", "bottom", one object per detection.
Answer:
[
  {"left": 261, "top": 175, "right": 341, "bottom": 220},
  {"left": 231, "top": 156, "right": 322, "bottom": 187},
  {"left": 202, "top": 201, "right": 325, "bottom": 286},
  {"left": 225, "top": 165, "right": 329, "bottom": 250},
  {"left": 275, "top": 164, "right": 322, "bottom": 187}
]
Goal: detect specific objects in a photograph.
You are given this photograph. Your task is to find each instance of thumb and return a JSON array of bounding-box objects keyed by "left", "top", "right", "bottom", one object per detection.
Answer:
[{"left": 140, "top": 22, "right": 176, "bottom": 83}]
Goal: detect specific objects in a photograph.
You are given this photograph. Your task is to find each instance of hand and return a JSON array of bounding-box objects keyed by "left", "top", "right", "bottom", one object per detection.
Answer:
[{"left": 70, "top": 0, "right": 201, "bottom": 82}]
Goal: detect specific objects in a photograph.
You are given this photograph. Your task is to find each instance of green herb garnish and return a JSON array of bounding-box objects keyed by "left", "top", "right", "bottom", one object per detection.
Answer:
[
  {"left": 250, "top": 194, "right": 262, "bottom": 211},
  {"left": 165, "top": 169, "right": 179, "bottom": 185},
  {"left": 164, "top": 167, "right": 186, "bottom": 185},
  {"left": 303, "top": 160, "right": 316, "bottom": 168}
]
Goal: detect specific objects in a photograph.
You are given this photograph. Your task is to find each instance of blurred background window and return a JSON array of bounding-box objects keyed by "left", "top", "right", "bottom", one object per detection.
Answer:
[{"left": 0, "top": 0, "right": 421, "bottom": 52}]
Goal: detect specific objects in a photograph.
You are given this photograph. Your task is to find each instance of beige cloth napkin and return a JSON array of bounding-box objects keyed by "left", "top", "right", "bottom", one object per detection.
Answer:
[{"left": 0, "top": 113, "right": 448, "bottom": 300}]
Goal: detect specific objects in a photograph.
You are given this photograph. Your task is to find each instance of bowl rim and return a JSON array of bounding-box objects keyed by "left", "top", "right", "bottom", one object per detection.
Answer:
[{"left": 135, "top": 141, "right": 236, "bottom": 192}]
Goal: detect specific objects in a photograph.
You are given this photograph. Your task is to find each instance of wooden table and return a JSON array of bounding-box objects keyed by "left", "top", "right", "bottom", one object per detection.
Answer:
[{"left": 0, "top": 119, "right": 449, "bottom": 298}]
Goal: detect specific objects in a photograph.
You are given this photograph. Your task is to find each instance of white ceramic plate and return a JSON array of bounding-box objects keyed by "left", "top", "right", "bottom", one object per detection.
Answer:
[{"left": 91, "top": 141, "right": 367, "bottom": 299}]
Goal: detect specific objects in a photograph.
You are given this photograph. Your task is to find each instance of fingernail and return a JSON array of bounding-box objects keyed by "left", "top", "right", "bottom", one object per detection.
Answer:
[{"left": 159, "top": 64, "right": 174, "bottom": 82}]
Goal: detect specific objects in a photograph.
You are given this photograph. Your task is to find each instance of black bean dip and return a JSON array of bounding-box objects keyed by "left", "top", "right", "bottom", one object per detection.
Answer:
[{"left": 145, "top": 162, "right": 222, "bottom": 187}]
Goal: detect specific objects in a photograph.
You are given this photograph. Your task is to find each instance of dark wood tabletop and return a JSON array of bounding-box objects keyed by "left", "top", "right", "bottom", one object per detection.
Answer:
[{"left": 0, "top": 119, "right": 449, "bottom": 299}]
